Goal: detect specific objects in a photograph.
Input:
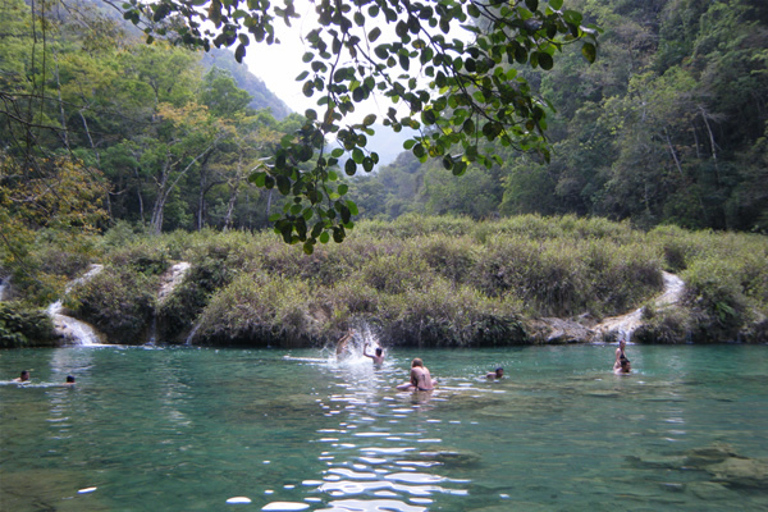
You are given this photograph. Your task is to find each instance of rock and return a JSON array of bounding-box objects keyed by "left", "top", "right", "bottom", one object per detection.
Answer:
[
  {"left": 526, "top": 317, "right": 592, "bottom": 344},
  {"left": 686, "top": 481, "right": 731, "bottom": 500},
  {"left": 707, "top": 457, "right": 768, "bottom": 488}
]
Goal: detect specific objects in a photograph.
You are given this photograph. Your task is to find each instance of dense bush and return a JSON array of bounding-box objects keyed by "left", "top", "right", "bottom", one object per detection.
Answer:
[
  {"left": 0, "top": 302, "right": 57, "bottom": 348},
  {"left": 72, "top": 265, "right": 157, "bottom": 344},
  {"left": 9, "top": 215, "right": 766, "bottom": 348},
  {"left": 196, "top": 273, "right": 317, "bottom": 347}
]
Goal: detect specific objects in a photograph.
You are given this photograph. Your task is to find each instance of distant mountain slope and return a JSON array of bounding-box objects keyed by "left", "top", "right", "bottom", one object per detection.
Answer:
[{"left": 201, "top": 49, "right": 291, "bottom": 120}]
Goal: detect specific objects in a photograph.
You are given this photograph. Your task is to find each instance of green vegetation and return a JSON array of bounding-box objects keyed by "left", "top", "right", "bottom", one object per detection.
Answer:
[
  {"left": 0, "top": 303, "right": 56, "bottom": 348},
  {"left": 5, "top": 215, "right": 766, "bottom": 348},
  {"left": 1, "top": 0, "right": 767, "bottom": 347},
  {"left": 350, "top": 0, "right": 768, "bottom": 234}
]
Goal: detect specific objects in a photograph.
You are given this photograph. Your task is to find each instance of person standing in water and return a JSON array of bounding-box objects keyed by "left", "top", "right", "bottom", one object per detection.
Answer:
[
  {"left": 363, "top": 342, "right": 385, "bottom": 364},
  {"left": 614, "top": 358, "right": 632, "bottom": 375},
  {"left": 336, "top": 328, "right": 356, "bottom": 358},
  {"left": 613, "top": 339, "right": 628, "bottom": 371},
  {"left": 397, "top": 358, "right": 437, "bottom": 391}
]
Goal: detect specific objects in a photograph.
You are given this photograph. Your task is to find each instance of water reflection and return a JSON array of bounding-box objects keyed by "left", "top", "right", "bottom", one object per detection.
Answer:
[
  {"left": 291, "top": 346, "right": 470, "bottom": 512},
  {"left": 4, "top": 345, "right": 768, "bottom": 511}
]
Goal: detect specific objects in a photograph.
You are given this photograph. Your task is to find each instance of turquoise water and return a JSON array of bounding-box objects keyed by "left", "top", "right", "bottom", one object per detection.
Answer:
[{"left": 1, "top": 344, "right": 768, "bottom": 511}]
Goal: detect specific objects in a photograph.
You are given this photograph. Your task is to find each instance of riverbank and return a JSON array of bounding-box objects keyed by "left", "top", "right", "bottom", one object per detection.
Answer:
[{"left": 1, "top": 215, "right": 767, "bottom": 347}]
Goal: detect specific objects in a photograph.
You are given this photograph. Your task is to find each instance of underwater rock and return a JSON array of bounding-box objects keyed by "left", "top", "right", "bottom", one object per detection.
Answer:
[
  {"left": 686, "top": 481, "right": 731, "bottom": 500},
  {"left": 415, "top": 448, "right": 482, "bottom": 468},
  {"left": 707, "top": 457, "right": 768, "bottom": 489}
]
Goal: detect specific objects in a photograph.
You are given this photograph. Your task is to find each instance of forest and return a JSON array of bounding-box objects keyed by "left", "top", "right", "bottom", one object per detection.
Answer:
[
  {"left": 354, "top": 0, "right": 768, "bottom": 232},
  {"left": 1, "top": 0, "right": 767, "bottom": 346}
]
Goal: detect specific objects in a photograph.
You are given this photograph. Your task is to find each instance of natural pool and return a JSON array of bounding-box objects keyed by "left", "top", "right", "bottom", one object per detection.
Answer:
[{"left": 1, "top": 343, "right": 767, "bottom": 511}]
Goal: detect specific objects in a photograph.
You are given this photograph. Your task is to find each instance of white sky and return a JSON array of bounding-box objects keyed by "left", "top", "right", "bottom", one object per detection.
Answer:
[{"left": 240, "top": 0, "right": 435, "bottom": 125}]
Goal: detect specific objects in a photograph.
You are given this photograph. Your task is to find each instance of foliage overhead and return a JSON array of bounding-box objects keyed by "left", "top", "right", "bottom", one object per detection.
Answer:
[{"left": 124, "top": 0, "right": 599, "bottom": 252}]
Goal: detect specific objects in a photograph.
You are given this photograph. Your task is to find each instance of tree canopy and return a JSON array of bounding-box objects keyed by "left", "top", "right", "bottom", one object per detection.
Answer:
[{"left": 124, "top": 0, "right": 599, "bottom": 252}]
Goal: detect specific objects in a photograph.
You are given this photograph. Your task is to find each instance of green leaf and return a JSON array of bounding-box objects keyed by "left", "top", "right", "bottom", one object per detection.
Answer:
[
  {"left": 581, "top": 42, "right": 596, "bottom": 63},
  {"left": 345, "top": 159, "right": 357, "bottom": 176},
  {"left": 452, "top": 160, "right": 467, "bottom": 176},
  {"left": 276, "top": 175, "right": 291, "bottom": 195},
  {"left": 538, "top": 52, "right": 553, "bottom": 70}
]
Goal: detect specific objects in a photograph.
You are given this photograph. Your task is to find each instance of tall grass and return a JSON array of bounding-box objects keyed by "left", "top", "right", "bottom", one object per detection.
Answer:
[{"left": 6, "top": 215, "right": 768, "bottom": 347}]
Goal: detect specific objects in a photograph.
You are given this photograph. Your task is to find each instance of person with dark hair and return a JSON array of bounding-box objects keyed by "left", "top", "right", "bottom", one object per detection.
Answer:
[
  {"left": 363, "top": 342, "right": 385, "bottom": 364},
  {"left": 64, "top": 375, "right": 76, "bottom": 386},
  {"left": 485, "top": 368, "right": 504, "bottom": 379},
  {"left": 397, "top": 358, "right": 437, "bottom": 391},
  {"left": 614, "top": 357, "right": 632, "bottom": 375},
  {"left": 613, "top": 339, "right": 628, "bottom": 371},
  {"left": 13, "top": 370, "right": 30, "bottom": 383}
]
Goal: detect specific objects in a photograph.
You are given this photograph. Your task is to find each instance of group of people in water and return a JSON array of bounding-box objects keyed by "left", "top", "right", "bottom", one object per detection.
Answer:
[
  {"left": 337, "top": 328, "right": 507, "bottom": 393},
  {"left": 613, "top": 339, "right": 631, "bottom": 375},
  {"left": 339, "top": 328, "right": 631, "bottom": 391},
  {"left": 10, "top": 370, "right": 76, "bottom": 386}
]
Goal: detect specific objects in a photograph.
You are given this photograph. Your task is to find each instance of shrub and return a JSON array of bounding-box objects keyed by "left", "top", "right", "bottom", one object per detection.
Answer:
[
  {"left": 379, "top": 279, "right": 525, "bottom": 347},
  {"left": 72, "top": 266, "right": 157, "bottom": 344},
  {"left": 196, "top": 273, "right": 317, "bottom": 347},
  {"left": 682, "top": 258, "right": 749, "bottom": 342},
  {"left": 0, "top": 302, "right": 57, "bottom": 348}
]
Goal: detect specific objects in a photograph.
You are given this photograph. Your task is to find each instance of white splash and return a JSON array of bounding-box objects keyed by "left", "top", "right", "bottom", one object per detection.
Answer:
[{"left": 334, "top": 323, "right": 382, "bottom": 366}]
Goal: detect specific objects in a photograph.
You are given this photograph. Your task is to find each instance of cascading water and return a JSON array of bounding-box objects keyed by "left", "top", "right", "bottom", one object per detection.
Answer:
[
  {"left": 0, "top": 277, "right": 8, "bottom": 302},
  {"left": 593, "top": 271, "right": 685, "bottom": 342},
  {"left": 47, "top": 264, "right": 105, "bottom": 346}
]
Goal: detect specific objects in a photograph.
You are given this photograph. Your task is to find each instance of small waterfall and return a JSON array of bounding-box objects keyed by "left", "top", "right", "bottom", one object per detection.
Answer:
[
  {"left": 47, "top": 264, "right": 105, "bottom": 346},
  {"left": 593, "top": 271, "right": 685, "bottom": 342},
  {"left": 184, "top": 321, "right": 202, "bottom": 346},
  {"left": 0, "top": 277, "right": 8, "bottom": 301}
]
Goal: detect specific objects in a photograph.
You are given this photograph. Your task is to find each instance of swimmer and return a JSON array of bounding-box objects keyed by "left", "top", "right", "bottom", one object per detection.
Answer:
[
  {"left": 13, "top": 370, "right": 30, "bottom": 383},
  {"left": 336, "top": 328, "right": 355, "bottom": 358},
  {"left": 614, "top": 357, "right": 631, "bottom": 375},
  {"left": 397, "top": 358, "right": 437, "bottom": 391},
  {"left": 363, "top": 342, "right": 385, "bottom": 364},
  {"left": 485, "top": 367, "right": 504, "bottom": 379},
  {"left": 613, "top": 339, "right": 628, "bottom": 371},
  {"left": 63, "top": 375, "right": 76, "bottom": 386}
]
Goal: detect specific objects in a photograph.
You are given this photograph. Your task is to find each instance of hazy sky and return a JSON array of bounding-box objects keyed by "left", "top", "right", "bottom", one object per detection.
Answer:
[{"left": 241, "top": 0, "right": 417, "bottom": 125}]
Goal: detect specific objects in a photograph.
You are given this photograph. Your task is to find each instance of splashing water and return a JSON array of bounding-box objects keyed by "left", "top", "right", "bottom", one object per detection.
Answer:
[
  {"left": 334, "top": 324, "right": 383, "bottom": 366},
  {"left": 47, "top": 264, "right": 105, "bottom": 346}
]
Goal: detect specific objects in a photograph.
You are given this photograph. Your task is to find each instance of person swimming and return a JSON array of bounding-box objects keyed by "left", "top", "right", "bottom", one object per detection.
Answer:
[
  {"left": 613, "top": 339, "right": 628, "bottom": 371},
  {"left": 13, "top": 370, "right": 30, "bottom": 383},
  {"left": 614, "top": 356, "right": 631, "bottom": 375},
  {"left": 397, "top": 358, "right": 437, "bottom": 391},
  {"left": 363, "top": 342, "right": 385, "bottom": 364},
  {"left": 336, "top": 328, "right": 356, "bottom": 358},
  {"left": 485, "top": 367, "right": 504, "bottom": 379}
]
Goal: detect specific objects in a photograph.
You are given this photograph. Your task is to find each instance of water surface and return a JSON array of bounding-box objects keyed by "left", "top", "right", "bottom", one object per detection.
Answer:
[{"left": 1, "top": 344, "right": 767, "bottom": 511}]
